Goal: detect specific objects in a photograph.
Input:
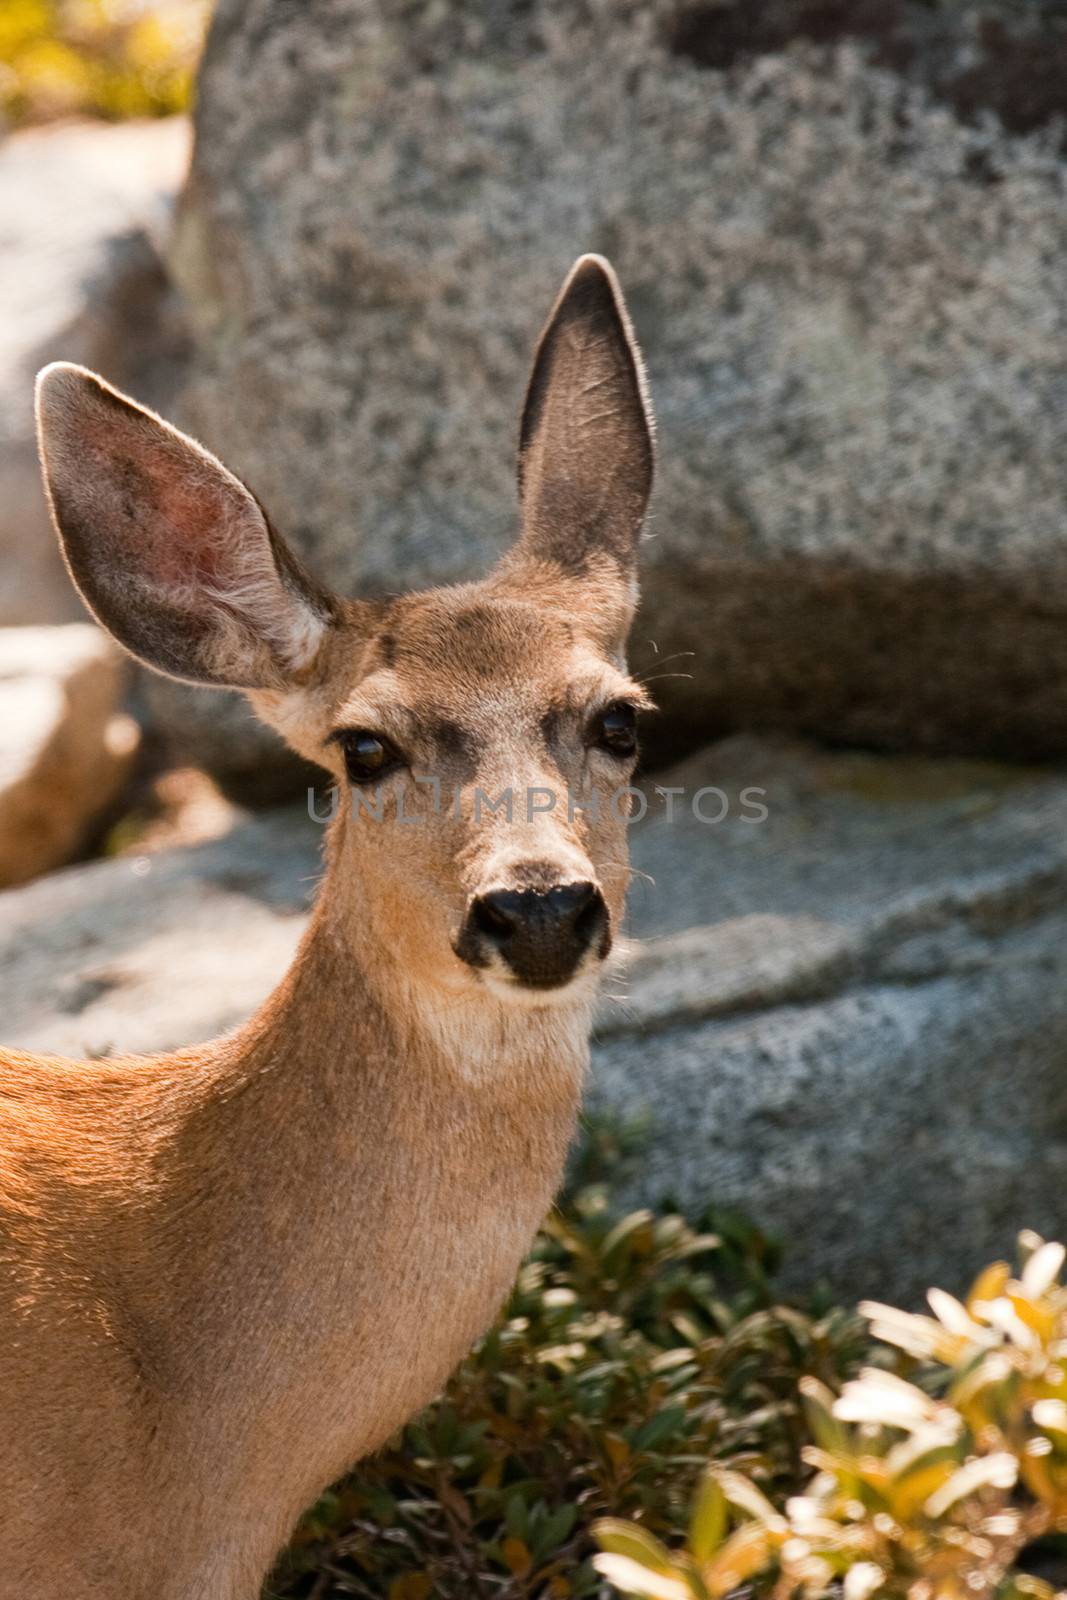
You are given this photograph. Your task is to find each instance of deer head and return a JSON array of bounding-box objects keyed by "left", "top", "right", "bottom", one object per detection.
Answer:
[{"left": 35, "top": 256, "right": 654, "bottom": 1006}]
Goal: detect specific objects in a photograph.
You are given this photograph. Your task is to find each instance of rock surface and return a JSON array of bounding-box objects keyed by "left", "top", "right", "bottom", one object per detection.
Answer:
[
  {"left": 0, "top": 116, "right": 190, "bottom": 626},
  {"left": 4, "top": 734, "right": 1067, "bottom": 1302},
  {"left": 592, "top": 738, "right": 1067, "bottom": 1301},
  {"left": 0, "top": 806, "right": 311, "bottom": 1056},
  {"left": 0, "top": 626, "right": 139, "bottom": 887},
  {"left": 160, "top": 0, "right": 1067, "bottom": 782}
]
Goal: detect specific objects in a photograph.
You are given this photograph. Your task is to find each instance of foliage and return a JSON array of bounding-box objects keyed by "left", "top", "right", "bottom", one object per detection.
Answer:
[
  {"left": 0, "top": 0, "right": 208, "bottom": 127},
  {"left": 268, "top": 1188, "right": 866, "bottom": 1600},
  {"left": 595, "top": 1231, "right": 1067, "bottom": 1600}
]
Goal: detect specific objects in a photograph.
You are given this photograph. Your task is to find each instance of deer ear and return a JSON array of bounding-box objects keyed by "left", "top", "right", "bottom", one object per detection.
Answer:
[
  {"left": 516, "top": 255, "right": 654, "bottom": 583},
  {"left": 35, "top": 363, "right": 336, "bottom": 689}
]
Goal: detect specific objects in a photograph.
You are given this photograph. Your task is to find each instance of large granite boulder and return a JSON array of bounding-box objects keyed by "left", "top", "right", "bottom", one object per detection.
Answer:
[
  {"left": 591, "top": 737, "right": 1067, "bottom": 1303},
  {"left": 5, "top": 734, "right": 1067, "bottom": 1303},
  {"left": 0, "top": 805, "right": 310, "bottom": 1055},
  {"left": 0, "top": 625, "right": 139, "bottom": 887},
  {"left": 157, "top": 0, "right": 1067, "bottom": 785},
  {"left": 0, "top": 116, "right": 190, "bottom": 627}
]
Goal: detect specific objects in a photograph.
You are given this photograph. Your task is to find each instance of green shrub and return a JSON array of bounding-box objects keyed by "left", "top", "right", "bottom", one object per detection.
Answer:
[
  {"left": 268, "top": 1188, "right": 866, "bottom": 1600},
  {"left": 595, "top": 1232, "right": 1067, "bottom": 1600}
]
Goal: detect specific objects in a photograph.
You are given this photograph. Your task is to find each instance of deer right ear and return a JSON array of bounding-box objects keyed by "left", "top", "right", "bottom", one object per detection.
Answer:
[
  {"left": 515, "top": 255, "right": 654, "bottom": 583},
  {"left": 35, "top": 363, "right": 337, "bottom": 690}
]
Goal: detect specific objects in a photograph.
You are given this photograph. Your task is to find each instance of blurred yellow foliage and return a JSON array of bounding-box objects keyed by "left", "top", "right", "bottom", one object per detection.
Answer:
[
  {"left": 596, "top": 1231, "right": 1067, "bottom": 1600},
  {"left": 0, "top": 0, "right": 209, "bottom": 126}
]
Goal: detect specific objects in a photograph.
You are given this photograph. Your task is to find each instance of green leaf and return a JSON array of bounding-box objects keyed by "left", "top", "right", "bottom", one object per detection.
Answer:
[
  {"left": 688, "top": 1472, "right": 727, "bottom": 1564},
  {"left": 630, "top": 1406, "right": 689, "bottom": 1453},
  {"left": 593, "top": 1520, "right": 682, "bottom": 1577},
  {"left": 543, "top": 1503, "right": 578, "bottom": 1549},
  {"left": 714, "top": 1470, "right": 783, "bottom": 1528},
  {"left": 601, "top": 1210, "right": 656, "bottom": 1261},
  {"left": 505, "top": 1492, "right": 530, "bottom": 1540},
  {"left": 799, "top": 1376, "right": 847, "bottom": 1454},
  {"left": 594, "top": 1553, "right": 694, "bottom": 1599}
]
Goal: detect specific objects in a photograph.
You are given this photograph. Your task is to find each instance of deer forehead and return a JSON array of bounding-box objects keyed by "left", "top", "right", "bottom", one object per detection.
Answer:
[
  {"left": 377, "top": 593, "right": 576, "bottom": 676},
  {"left": 331, "top": 594, "right": 629, "bottom": 736}
]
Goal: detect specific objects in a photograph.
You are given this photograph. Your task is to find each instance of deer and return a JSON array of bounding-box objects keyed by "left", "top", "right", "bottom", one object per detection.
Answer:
[{"left": 0, "top": 254, "right": 655, "bottom": 1600}]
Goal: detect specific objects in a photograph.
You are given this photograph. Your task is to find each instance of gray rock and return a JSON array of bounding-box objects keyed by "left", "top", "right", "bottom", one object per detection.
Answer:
[
  {"left": 0, "top": 117, "right": 191, "bottom": 626},
  {"left": 159, "top": 0, "right": 1067, "bottom": 782},
  {"left": 591, "top": 737, "right": 1067, "bottom": 1302},
  {"left": 0, "top": 626, "right": 139, "bottom": 887},
  {"left": 4, "top": 734, "right": 1067, "bottom": 1301},
  {"left": 0, "top": 805, "right": 316, "bottom": 1058}
]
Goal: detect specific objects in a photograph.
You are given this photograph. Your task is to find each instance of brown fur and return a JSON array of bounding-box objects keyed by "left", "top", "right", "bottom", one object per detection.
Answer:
[{"left": 2, "top": 256, "right": 654, "bottom": 1599}]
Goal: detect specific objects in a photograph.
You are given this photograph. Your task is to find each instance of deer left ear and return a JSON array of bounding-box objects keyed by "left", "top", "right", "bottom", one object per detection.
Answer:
[
  {"left": 502, "top": 255, "right": 654, "bottom": 652},
  {"left": 36, "top": 363, "right": 338, "bottom": 690}
]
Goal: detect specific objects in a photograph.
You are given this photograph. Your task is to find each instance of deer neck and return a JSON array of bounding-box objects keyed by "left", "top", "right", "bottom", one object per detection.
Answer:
[
  {"left": 152, "top": 834, "right": 592, "bottom": 1506},
  {"left": 177, "top": 841, "right": 594, "bottom": 1277},
  {"left": 243, "top": 820, "right": 598, "bottom": 1093}
]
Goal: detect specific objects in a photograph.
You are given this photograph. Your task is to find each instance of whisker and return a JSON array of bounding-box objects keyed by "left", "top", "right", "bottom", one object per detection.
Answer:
[
  {"left": 635, "top": 650, "right": 695, "bottom": 679},
  {"left": 599, "top": 860, "right": 655, "bottom": 888}
]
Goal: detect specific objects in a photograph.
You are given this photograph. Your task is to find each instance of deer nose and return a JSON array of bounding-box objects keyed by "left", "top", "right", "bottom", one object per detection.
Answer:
[{"left": 462, "top": 882, "right": 609, "bottom": 989}]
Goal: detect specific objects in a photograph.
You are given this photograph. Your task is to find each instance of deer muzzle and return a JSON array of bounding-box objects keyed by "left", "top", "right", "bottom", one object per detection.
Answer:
[{"left": 456, "top": 881, "right": 609, "bottom": 990}]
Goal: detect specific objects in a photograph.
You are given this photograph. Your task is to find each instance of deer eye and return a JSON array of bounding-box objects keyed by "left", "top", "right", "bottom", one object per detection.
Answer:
[
  {"left": 334, "top": 729, "right": 403, "bottom": 785},
  {"left": 591, "top": 701, "right": 638, "bottom": 758}
]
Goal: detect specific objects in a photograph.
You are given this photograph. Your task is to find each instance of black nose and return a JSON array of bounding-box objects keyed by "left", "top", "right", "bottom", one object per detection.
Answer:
[{"left": 460, "top": 882, "right": 609, "bottom": 988}]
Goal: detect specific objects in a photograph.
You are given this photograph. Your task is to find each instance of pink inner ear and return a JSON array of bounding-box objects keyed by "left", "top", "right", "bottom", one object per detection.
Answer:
[
  {"left": 152, "top": 475, "right": 235, "bottom": 591},
  {"left": 82, "top": 407, "right": 257, "bottom": 604},
  {"left": 41, "top": 367, "right": 321, "bottom": 686}
]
